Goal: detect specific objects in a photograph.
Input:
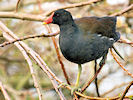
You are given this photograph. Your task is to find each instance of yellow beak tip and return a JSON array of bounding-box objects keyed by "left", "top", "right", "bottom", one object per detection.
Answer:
[{"left": 42, "top": 22, "right": 47, "bottom": 25}]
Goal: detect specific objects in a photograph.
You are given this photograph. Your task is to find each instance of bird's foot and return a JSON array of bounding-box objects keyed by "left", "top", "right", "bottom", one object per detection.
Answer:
[
  {"left": 71, "top": 86, "right": 81, "bottom": 95},
  {"left": 58, "top": 83, "right": 81, "bottom": 95}
]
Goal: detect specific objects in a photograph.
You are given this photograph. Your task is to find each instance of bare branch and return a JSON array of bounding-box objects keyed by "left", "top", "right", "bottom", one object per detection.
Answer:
[
  {"left": 110, "top": 4, "right": 133, "bottom": 17},
  {"left": 0, "top": 81, "right": 11, "bottom": 100},
  {"left": 81, "top": 61, "right": 105, "bottom": 93},
  {"left": 43, "top": 0, "right": 103, "bottom": 16},
  {"left": 101, "top": 82, "right": 129, "bottom": 97},
  {"left": 16, "top": 0, "right": 22, "bottom": 12},
  {"left": 0, "top": 0, "right": 45, "bottom": 11},
  {"left": 0, "top": 12, "right": 45, "bottom": 22},
  {"left": 110, "top": 48, "right": 133, "bottom": 78},
  {"left": 120, "top": 81, "right": 133, "bottom": 100},
  {"left": 76, "top": 92, "right": 133, "bottom": 100},
  {"left": 0, "top": 32, "right": 59, "bottom": 47},
  {"left": 45, "top": 25, "right": 71, "bottom": 85},
  {"left": 0, "top": 1, "right": 132, "bottom": 22},
  {"left": 118, "top": 37, "right": 133, "bottom": 47}
]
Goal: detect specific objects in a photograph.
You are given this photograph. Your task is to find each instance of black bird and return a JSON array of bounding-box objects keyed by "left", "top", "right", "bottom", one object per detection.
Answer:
[{"left": 43, "top": 9, "right": 120, "bottom": 93}]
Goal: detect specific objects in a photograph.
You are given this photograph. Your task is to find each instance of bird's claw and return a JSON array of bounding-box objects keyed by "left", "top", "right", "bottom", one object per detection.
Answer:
[{"left": 58, "top": 83, "right": 81, "bottom": 95}]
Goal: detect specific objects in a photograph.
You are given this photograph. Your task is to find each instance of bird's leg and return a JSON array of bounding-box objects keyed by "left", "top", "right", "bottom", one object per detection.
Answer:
[
  {"left": 58, "top": 64, "right": 82, "bottom": 95},
  {"left": 94, "top": 60, "right": 100, "bottom": 97},
  {"left": 99, "top": 53, "right": 107, "bottom": 67},
  {"left": 93, "top": 52, "right": 107, "bottom": 96},
  {"left": 75, "top": 64, "right": 82, "bottom": 87},
  {"left": 71, "top": 64, "right": 82, "bottom": 95}
]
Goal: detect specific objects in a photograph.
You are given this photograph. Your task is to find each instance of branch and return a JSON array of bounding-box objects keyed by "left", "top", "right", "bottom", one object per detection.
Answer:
[
  {"left": 0, "top": 32, "right": 59, "bottom": 47},
  {"left": 0, "top": 1, "right": 132, "bottom": 22},
  {"left": 0, "top": 12, "right": 45, "bottom": 22},
  {"left": 0, "top": 0, "right": 45, "bottom": 11},
  {"left": 0, "top": 0, "right": 102, "bottom": 21},
  {"left": 45, "top": 25, "right": 71, "bottom": 85},
  {"left": 0, "top": 81, "right": 11, "bottom": 100},
  {"left": 81, "top": 61, "right": 105, "bottom": 93},
  {"left": 118, "top": 37, "right": 133, "bottom": 47},
  {"left": 43, "top": 0, "right": 103, "bottom": 16},
  {"left": 76, "top": 92, "right": 133, "bottom": 100},
  {"left": 120, "top": 81, "right": 133, "bottom": 100},
  {"left": 0, "top": 56, "right": 25, "bottom": 63},
  {"left": 110, "top": 4, "right": 133, "bottom": 17},
  {"left": 110, "top": 48, "right": 133, "bottom": 78},
  {"left": 101, "top": 82, "right": 129, "bottom": 97}
]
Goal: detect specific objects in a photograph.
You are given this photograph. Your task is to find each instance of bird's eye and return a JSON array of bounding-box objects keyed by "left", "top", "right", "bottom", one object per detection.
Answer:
[{"left": 55, "top": 13, "right": 59, "bottom": 17}]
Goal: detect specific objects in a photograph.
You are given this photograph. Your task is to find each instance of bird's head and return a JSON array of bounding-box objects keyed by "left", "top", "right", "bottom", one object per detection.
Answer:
[{"left": 43, "top": 9, "right": 73, "bottom": 26}]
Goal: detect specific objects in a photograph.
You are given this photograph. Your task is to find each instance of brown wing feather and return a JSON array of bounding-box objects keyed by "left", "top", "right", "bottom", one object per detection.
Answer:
[{"left": 74, "top": 16, "right": 117, "bottom": 38}]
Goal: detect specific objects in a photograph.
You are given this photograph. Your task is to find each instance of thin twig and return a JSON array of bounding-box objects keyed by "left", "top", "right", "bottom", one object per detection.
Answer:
[
  {"left": 0, "top": 81, "right": 11, "bottom": 100},
  {"left": 76, "top": 92, "right": 133, "bottom": 100},
  {"left": 45, "top": 24, "right": 72, "bottom": 99},
  {"left": 101, "top": 82, "right": 129, "bottom": 97},
  {"left": 110, "top": 48, "right": 133, "bottom": 78},
  {"left": 52, "top": 36, "right": 71, "bottom": 85},
  {"left": 45, "top": 25, "right": 71, "bottom": 85},
  {"left": 0, "top": 32, "right": 59, "bottom": 47},
  {"left": 0, "top": 12, "right": 45, "bottom": 21},
  {"left": 73, "top": 93, "right": 79, "bottom": 100},
  {"left": 0, "top": 2, "right": 132, "bottom": 22},
  {"left": 27, "top": 47, "right": 67, "bottom": 100},
  {"left": 19, "top": 43, "right": 43, "bottom": 100},
  {"left": 16, "top": 0, "right": 22, "bottom": 12},
  {"left": 119, "top": 81, "right": 133, "bottom": 100},
  {"left": 81, "top": 61, "right": 105, "bottom": 93},
  {"left": 43, "top": 0, "right": 103, "bottom": 16},
  {"left": 37, "top": 0, "right": 43, "bottom": 13},
  {"left": 0, "top": 0, "right": 45, "bottom": 11},
  {"left": 81, "top": 54, "right": 107, "bottom": 93},
  {"left": 110, "top": 4, "right": 133, "bottom": 17},
  {"left": 0, "top": 0, "right": 102, "bottom": 21},
  {"left": 118, "top": 37, "right": 133, "bottom": 47}
]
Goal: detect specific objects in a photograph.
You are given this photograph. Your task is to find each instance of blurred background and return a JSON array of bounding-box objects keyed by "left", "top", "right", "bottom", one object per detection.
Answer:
[{"left": 0, "top": 0, "right": 133, "bottom": 100}]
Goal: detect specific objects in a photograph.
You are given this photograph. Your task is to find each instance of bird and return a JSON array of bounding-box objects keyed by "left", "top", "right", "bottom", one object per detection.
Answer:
[{"left": 43, "top": 9, "right": 120, "bottom": 94}]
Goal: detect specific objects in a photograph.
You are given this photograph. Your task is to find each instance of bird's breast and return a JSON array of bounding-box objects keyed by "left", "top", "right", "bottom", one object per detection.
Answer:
[{"left": 59, "top": 32, "right": 115, "bottom": 64}]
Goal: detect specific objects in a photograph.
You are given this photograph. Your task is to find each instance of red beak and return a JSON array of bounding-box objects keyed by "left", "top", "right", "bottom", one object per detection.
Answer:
[{"left": 43, "top": 12, "right": 54, "bottom": 24}]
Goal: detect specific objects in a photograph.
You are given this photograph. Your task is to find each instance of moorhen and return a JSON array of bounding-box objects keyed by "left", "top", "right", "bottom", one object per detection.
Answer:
[{"left": 43, "top": 9, "right": 120, "bottom": 93}]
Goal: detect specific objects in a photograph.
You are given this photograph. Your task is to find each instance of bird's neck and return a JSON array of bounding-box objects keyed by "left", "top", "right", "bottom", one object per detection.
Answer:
[{"left": 60, "top": 22, "right": 78, "bottom": 35}]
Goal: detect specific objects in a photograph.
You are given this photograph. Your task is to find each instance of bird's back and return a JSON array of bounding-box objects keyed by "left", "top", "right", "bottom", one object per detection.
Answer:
[{"left": 75, "top": 16, "right": 120, "bottom": 41}]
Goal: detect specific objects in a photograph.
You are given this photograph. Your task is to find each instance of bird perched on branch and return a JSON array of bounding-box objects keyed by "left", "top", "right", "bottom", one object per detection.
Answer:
[{"left": 43, "top": 9, "right": 120, "bottom": 94}]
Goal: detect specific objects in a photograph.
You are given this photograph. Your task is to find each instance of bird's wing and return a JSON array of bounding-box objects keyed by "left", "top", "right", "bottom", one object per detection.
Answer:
[{"left": 74, "top": 16, "right": 117, "bottom": 39}]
